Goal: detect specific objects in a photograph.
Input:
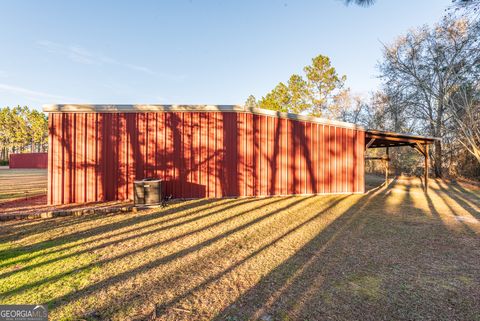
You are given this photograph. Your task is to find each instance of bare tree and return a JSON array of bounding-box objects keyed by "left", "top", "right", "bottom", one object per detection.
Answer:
[
  {"left": 452, "top": 0, "right": 480, "bottom": 13},
  {"left": 378, "top": 17, "right": 480, "bottom": 177},
  {"left": 446, "top": 84, "right": 480, "bottom": 163},
  {"left": 344, "top": 0, "right": 375, "bottom": 6}
]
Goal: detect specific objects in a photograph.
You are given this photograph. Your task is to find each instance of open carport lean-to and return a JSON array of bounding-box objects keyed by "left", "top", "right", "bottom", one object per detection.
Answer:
[{"left": 364, "top": 129, "right": 440, "bottom": 191}]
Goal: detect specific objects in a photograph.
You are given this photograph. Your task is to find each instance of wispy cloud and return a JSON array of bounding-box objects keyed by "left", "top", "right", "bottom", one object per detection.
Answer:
[
  {"left": 0, "top": 83, "right": 79, "bottom": 103},
  {"left": 37, "top": 40, "right": 184, "bottom": 80}
]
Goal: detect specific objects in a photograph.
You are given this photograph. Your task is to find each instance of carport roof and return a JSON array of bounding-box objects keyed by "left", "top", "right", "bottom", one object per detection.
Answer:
[{"left": 365, "top": 129, "right": 440, "bottom": 149}]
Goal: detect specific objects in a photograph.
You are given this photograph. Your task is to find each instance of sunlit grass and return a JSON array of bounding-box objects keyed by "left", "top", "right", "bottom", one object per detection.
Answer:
[
  {"left": 0, "top": 176, "right": 478, "bottom": 321},
  {"left": 0, "top": 169, "right": 47, "bottom": 201}
]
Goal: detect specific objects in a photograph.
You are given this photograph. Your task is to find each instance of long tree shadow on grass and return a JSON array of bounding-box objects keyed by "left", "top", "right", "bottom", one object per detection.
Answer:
[
  {"left": 212, "top": 178, "right": 479, "bottom": 321},
  {"left": 0, "top": 207, "right": 141, "bottom": 245},
  {"left": 3, "top": 178, "right": 478, "bottom": 320},
  {"left": 211, "top": 184, "right": 387, "bottom": 321},
  {"left": 49, "top": 194, "right": 355, "bottom": 319},
  {"left": 449, "top": 180, "right": 480, "bottom": 201},
  {"left": 429, "top": 181, "right": 480, "bottom": 235},
  {"left": 1, "top": 196, "right": 293, "bottom": 299},
  {"left": 1, "top": 200, "right": 247, "bottom": 259},
  {"left": 77, "top": 194, "right": 352, "bottom": 319},
  {"left": 0, "top": 198, "right": 218, "bottom": 262},
  {"left": 0, "top": 198, "right": 264, "bottom": 277},
  {"left": 31, "top": 197, "right": 304, "bottom": 312},
  {"left": 417, "top": 177, "right": 479, "bottom": 233},
  {"left": 72, "top": 188, "right": 380, "bottom": 320},
  {"left": 438, "top": 181, "right": 480, "bottom": 219},
  {"left": 150, "top": 195, "right": 353, "bottom": 319}
]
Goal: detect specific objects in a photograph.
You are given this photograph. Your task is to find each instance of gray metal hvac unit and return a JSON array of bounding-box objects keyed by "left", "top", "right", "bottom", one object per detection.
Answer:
[{"left": 133, "top": 179, "right": 162, "bottom": 206}]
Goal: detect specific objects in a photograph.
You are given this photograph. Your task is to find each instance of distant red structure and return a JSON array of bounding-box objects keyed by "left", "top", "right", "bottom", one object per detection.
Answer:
[
  {"left": 44, "top": 105, "right": 366, "bottom": 205},
  {"left": 9, "top": 153, "right": 48, "bottom": 169}
]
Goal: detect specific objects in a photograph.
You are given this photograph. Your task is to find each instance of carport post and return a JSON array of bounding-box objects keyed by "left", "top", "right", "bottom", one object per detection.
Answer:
[
  {"left": 424, "top": 143, "right": 429, "bottom": 192},
  {"left": 385, "top": 147, "right": 389, "bottom": 185}
]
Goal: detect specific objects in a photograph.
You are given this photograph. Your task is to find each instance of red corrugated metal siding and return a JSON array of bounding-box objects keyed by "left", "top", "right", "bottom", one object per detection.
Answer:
[
  {"left": 48, "top": 112, "right": 365, "bottom": 205},
  {"left": 9, "top": 153, "right": 48, "bottom": 169}
]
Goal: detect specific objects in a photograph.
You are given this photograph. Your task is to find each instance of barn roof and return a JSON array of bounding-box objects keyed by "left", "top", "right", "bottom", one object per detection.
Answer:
[
  {"left": 42, "top": 104, "right": 363, "bottom": 130},
  {"left": 42, "top": 104, "right": 441, "bottom": 145}
]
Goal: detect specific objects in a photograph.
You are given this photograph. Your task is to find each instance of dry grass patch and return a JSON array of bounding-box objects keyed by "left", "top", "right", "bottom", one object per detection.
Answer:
[
  {"left": 0, "top": 177, "right": 479, "bottom": 321},
  {"left": 0, "top": 168, "right": 47, "bottom": 201},
  {"left": 0, "top": 168, "right": 131, "bottom": 219}
]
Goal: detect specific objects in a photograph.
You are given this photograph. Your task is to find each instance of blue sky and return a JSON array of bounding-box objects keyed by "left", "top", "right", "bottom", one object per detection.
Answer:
[{"left": 0, "top": 0, "right": 451, "bottom": 110}]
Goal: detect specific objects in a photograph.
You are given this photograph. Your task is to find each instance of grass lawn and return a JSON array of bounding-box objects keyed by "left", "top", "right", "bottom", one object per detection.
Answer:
[
  {"left": 0, "top": 177, "right": 479, "bottom": 321},
  {"left": 0, "top": 168, "right": 47, "bottom": 201},
  {"left": 0, "top": 168, "right": 131, "bottom": 218}
]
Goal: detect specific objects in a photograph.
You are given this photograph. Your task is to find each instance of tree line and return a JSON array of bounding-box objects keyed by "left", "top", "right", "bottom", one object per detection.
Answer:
[
  {"left": 247, "top": 11, "right": 480, "bottom": 179},
  {"left": 0, "top": 106, "right": 48, "bottom": 162}
]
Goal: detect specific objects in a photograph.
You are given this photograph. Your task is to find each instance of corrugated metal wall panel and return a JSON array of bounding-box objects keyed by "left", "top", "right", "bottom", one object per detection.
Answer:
[
  {"left": 9, "top": 153, "right": 48, "bottom": 169},
  {"left": 48, "top": 112, "right": 365, "bottom": 205}
]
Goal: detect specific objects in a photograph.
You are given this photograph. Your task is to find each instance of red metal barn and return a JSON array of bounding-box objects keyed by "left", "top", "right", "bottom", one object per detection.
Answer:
[
  {"left": 44, "top": 105, "right": 365, "bottom": 205},
  {"left": 9, "top": 153, "right": 48, "bottom": 169}
]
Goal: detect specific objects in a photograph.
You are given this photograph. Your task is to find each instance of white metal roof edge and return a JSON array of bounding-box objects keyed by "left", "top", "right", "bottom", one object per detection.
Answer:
[{"left": 42, "top": 104, "right": 364, "bottom": 130}]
